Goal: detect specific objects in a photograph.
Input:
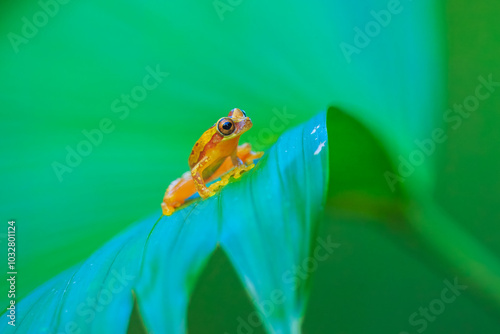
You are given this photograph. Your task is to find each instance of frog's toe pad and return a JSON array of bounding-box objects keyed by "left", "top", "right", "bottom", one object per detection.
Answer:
[
  {"left": 162, "top": 202, "right": 175, "bottom": 216},
  {"left": 232, "top": 164, "right": 255, "bottom": 179},
  {"left": 208, "top": 179, "right": 229, "bottom": 193}
]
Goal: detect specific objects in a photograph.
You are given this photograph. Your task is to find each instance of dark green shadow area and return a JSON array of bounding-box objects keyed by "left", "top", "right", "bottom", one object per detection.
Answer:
[
  {"left": 326, "top": 106, "right": 407, "bottom": 223},
  {"left": 303, "top": 211, "right": 500, "bottom": 334},
  {"left": 127, "top": 292, "right": 148, "bottom": 334},
  {"left": 188, "top": 247, "right": 266, "bottom": 334},
  {"left": 303, "top": 107, "right": 500, "bottom": 333}
]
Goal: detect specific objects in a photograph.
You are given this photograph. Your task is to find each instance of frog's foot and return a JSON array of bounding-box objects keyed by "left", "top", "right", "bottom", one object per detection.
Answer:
[
  {"left": 201, "top": 164, "right": 256, "bottom": 199},
  {"left": 245, "top": 151, "right": 264, "bottom": 164},
  {"left": 237, "top": 143, "right": 264, "bottom": 165},
  {"left": 207, "top": 178, "right": 230, "bottom": 195},
  {"left": 198, "top": 188, "right": 213, "bottom": 199},
  {"left": 161, "top": 202, "right": 176, "bottom": 216},
  {"left": 226, "top": 163, "right": 255, "bottom": 180},
  {"left": 205, "top": 165, "right": 252, "bottom": 195}
]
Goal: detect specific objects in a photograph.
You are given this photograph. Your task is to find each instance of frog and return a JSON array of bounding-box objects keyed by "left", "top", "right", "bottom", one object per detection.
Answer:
[{"left": 161, "top": 108, "right": 263, "bottom": 216}]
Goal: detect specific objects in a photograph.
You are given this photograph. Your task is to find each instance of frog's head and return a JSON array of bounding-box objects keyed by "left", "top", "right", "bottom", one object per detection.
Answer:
[{"left": 215, "top": 108, "right": 253, "bottom": 139}]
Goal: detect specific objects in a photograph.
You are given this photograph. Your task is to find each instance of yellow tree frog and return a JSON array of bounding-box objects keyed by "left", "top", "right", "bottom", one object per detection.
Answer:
[{"left": 161, "top": 108, "right": 263, "bottom": 216}]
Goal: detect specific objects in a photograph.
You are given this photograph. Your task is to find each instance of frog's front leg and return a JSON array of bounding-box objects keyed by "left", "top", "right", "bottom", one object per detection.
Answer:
[
  {"left": 205, "top": 152, "right": 246, "bottom": 194},
  {"left": 231, "top": 151, "right": 244, "bottom": 168},
  {"left": 191, "top": 156, "right": 216, "bottom": 199},
  {"left": 227, "top": 150, "right": 255, "bottom": 180}
]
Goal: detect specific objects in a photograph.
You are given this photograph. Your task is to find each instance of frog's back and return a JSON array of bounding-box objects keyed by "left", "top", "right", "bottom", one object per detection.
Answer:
[{"left": 188, "top": 126, "right": 221, "bottom": 168}]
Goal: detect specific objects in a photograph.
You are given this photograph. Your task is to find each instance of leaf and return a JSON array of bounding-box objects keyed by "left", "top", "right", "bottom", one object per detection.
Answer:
[{"left": 0, "top": 112, "right": 328, "bottom": 334}]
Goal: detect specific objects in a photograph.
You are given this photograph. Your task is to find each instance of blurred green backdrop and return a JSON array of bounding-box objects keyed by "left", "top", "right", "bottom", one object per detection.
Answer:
[{"left": 1, "top": 0, "right": 499, "bottom": 333}]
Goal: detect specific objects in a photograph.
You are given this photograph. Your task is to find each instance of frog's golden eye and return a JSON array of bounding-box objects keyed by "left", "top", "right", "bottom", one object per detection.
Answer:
[{"left": 217, "top": 117, "right": 235, "bottom": 136}]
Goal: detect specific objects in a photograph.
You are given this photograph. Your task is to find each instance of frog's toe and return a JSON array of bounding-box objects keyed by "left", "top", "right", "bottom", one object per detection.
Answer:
[
  {"left": 161, "top": 202, "right": 175, "bottom": 216},
  {"left": 234, "top": 164, "right": 255, "bottom": 178},
  {"left": 208, "top": 179, "right": 228, "bottom": 193},
  {"left": 253, "top": 151, "right": 264, "bottom": 159}
]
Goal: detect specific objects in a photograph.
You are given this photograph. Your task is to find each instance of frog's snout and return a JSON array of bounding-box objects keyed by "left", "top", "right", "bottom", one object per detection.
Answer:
[{"left": 242, "top": 117, "right": 253, "bottom": 132}]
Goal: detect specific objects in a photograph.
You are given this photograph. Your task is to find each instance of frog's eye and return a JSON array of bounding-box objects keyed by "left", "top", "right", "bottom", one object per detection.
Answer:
[
  {"left": 240, "top": 109, "right": 247, "bottom": 117},
  {"left": 217, "top": 117, "right": 235, "bottom": 136}
]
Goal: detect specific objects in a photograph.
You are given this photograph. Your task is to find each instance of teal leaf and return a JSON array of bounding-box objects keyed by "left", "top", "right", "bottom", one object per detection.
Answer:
[
  {"left": 135, "top": 205, "right": 218, "bottom": 333},
  {"left": 218, "top": 113, "right": 328, "bottom": 333},
  {"left": 1, "top": 112, "right": 328, "bottom": 334},
  {"left": 6, "top": 221, "right": 151, "bottom": 333}
]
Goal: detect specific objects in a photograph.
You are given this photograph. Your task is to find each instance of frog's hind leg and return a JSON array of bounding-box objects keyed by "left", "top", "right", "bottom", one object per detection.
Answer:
[
  {"left": 162, "top": 171, "right": 195, "bottom": 215},
  {"left": 237, "top": 143, "right": 264, "bottom": 165}
]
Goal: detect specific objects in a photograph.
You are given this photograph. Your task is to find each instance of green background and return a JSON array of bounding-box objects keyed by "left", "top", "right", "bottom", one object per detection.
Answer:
[{"left": 1, "top": 0, "right": 499, "bottom": 333}]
